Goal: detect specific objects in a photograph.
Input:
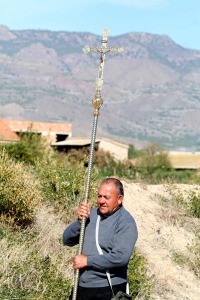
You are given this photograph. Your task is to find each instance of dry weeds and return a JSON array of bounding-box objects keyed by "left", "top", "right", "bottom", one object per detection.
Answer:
[
  {"left": 1, "top": 183, "right": 199, "bottom": 300},
  {"left": 123, "top": 182, "right": 200, "bottom": 300},
  {"left": 0, "top": 205, "right": 75, "bottom": 293}
]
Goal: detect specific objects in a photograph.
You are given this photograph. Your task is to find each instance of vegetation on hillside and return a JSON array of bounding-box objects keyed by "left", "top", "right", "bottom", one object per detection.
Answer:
[
  {"left": 0, "top": 150, "right": 42, "bottom": 226},
  {"left": 0, "top": 134, "right": 199, "bottom": 299},
  {"left": 158, "top": 184, "right": 200, "bottom": 278}
]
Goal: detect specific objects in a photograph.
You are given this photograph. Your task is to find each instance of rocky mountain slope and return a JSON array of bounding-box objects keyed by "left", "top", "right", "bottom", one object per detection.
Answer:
[{"left": 1, "top": 25, "right": 200, "bottom": 150}]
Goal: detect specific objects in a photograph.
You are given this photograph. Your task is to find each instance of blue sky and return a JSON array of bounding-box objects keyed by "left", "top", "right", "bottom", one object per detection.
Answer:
[{"left": 0, "top": 0, "right": 200, "bottom": 50}]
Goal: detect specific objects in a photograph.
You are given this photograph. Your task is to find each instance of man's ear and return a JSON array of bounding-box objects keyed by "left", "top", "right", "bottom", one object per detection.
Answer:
[{"left": 118, "top": 195, "right": 124, "bottom": 204}]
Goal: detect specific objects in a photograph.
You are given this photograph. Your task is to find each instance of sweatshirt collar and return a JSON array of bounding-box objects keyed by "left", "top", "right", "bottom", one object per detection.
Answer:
[{"left": 98, "top": 204, "right": 123, "bottom": 219}]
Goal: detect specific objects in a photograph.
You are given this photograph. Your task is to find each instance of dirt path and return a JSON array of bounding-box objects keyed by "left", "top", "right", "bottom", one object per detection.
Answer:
[{"left": 123, "top": 182, "right": 200, "bottom": 300}]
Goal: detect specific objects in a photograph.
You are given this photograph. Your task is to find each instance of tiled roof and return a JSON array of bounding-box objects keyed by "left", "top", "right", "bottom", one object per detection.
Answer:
[
  {"left": 4, "top": 120, "right": 72, "bottom": 134},
  {"left": 0, "top": 119, "right": 20, "bottom": 142}
]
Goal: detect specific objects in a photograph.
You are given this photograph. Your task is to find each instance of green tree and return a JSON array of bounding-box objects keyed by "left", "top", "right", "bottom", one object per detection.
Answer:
[
  {"left": 138, "top": 143, "right": 172, "bottom": 181},
  {"left": 128, "top": 144, "right": 141, "bottom": 159},
  {"left": 2, "top": 127, "right": 49, "bottom": 165}
]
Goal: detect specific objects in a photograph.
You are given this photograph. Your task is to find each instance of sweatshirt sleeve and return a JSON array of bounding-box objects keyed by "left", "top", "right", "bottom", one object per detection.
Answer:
[
  {"left": 62, "top": 219, "right": 81, "bottom": 246},
  {"left": 87, "top": 217, "right": 138, "bottom": 270}
]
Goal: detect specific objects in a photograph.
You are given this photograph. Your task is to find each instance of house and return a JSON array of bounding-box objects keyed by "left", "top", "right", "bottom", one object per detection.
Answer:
[
  {"left": 98, "top": 138, "right": 129, "bottom": 161},
  {"left": 51, "top": 137, "right": 100, "bottom": 152},
  {"left": 0, "top": 118, "right": 20, "bottom": 143},
  {"left": 168, "top": 151, "right": 200, "bottom": 170},
  {"left": 52, "top": 137, "right": 129, "bottom": 161},
  {"left": 4, "top": 119, "right": 72, "bottom": 144},
  {"left": 1, "top": 118, "right": 129, "bottom": 161}
]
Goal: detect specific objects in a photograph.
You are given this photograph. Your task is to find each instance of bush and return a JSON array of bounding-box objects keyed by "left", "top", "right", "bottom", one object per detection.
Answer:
[
  {"left": 138, "top": 143, "right": 172, "bottom": 179},
  {"left": 128, "top": 250, "right": 152, "bottom": 299},
  {"left": 34, "top": 152, "right": 100, "bottom": 210},
  {"left": 167, "top": 188, "right": 200, "bottom": 219},
  {"left": 128, "top": 145, "right": 142, "bottom": 159},
  {"left": 0, "top": 150, "right": 43, "bottom": 226},
  {"left": 187, "top": 232, "right": 200, "bottom": 278},
  {"left": 2, "top": 128, "right": 49, "bottom": 165},
  {"left": 93, "top": 150, "right": 137, "bottom": 180},
  {"left": 188, "top": 191, "right": 200, "bottom": 218}
]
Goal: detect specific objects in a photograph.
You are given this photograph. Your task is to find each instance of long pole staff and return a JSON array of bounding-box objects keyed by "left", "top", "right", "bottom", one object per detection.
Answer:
[{"left": 72, "top": 29, "right": 124, "bottom": 300}]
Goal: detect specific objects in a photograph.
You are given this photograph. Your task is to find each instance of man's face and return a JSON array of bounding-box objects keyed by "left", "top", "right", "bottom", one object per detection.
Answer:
[{"left": 97, "top": 182, "right": 123, "bottom": 215}]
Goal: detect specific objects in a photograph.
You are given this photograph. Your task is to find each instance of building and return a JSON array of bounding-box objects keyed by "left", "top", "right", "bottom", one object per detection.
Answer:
[
  {"left": 168, "top": 151, "right": 200, "bottom": 170},
  {"left": 1, "top": 118, "right": 129, "bottom": 161},
  {"left": 0, "top": 118, "right": 20, "bottom": 143},
  {"left": 98, "top": 138, "right": 129, "bottom": 161},
  {"left": 52, "top": 137, "right": 129, "bottom": 161},
  {"left": 51, "top": 137, "right": 100, "bottom": 152},
  {"left": 3, "top": 119, "right": 72, "bottom": 144}
]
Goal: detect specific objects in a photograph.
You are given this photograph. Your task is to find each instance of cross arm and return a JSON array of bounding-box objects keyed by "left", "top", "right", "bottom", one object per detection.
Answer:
[{"left": 83, "top": 45, "right": 124, "bottom": 54}]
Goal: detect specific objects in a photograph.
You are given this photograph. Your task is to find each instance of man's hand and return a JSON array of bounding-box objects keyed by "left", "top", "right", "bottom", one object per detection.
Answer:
[
  {"left": 73, "top": 254, "right": 87, "bottom": 269},
  {"left": 78, "top": 202, "right": 90, "bottom": 221}
]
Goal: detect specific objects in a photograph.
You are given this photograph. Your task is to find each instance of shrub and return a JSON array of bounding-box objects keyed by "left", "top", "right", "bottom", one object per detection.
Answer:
[
  {"left": 138, "top": 143, "right": 172, "bottom": 180},
  {"left": 2, "top": 128, "right": 49, "bottom": 165},
  {"left": 34, "top": 152, "right": 100, "bottom": 210},
  {"left": 188, "top": 191, "right": 200, "bottom": 218},
  {"left": 128, "top": 145, "right": 143, "bottom": 159},
  {"left": 128, "top": 250, "right": 152, "bottom": 299},
  {"left": 187, "top": 232, "right": 200, "bottom": 278},
  {"left": 93, "top": 150, "right": 137, "bottom": 180},
  {"left": 0, "top": 149, "right": 43, "bottom": 226},
  {"left": 172, "top": 251, "right": 187, "bottom": 266},
  {"left": 166, "top": 187, "right": 200, "bottom": 219}
]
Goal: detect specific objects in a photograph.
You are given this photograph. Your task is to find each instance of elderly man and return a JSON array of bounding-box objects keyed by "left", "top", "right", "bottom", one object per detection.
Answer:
[{"left": 63, "top": 177, "right": 138, "bottom": 300}]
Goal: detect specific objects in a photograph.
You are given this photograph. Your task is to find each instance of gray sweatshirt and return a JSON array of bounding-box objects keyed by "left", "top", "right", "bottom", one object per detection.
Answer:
[{"left": 63, "top": 205, "right": 138, "bottom": 288}]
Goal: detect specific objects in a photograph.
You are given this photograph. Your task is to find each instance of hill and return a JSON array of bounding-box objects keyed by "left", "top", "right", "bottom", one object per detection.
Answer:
[
  {"left": 1, "top": 25, "right": 200, "bottom": 150},
  {"left": 123, "top": 182, "right": 200, "bottom": 299},
  {"left": 10, "top": 182, "right": 199, "bottom": 299},
  {"left": 32, "top": 182, "right": 200, "bottom": 299}
]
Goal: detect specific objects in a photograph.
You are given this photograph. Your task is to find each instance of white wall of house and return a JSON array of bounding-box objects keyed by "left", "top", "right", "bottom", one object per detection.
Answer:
[{"left": 98, "top": 138, "right": 129, "bottom": 161}]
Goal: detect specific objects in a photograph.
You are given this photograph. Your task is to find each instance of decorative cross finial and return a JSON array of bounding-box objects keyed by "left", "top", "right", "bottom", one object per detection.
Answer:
[{"left": 83, "top": 29, "right": 124, "bottom": 116}]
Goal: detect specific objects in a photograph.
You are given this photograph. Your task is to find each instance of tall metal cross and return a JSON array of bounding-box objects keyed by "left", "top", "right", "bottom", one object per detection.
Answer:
[
  {"left": 72, "top": 29, "right": 124, "bottom": 300},
  {"left": 83, "top": 28, "right": 124, "bottom": 116}
]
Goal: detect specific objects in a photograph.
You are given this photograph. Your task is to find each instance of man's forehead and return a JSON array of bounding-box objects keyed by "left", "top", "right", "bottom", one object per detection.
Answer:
[{"left": 98, "top": 183, "right": 115, "bottom": 192}]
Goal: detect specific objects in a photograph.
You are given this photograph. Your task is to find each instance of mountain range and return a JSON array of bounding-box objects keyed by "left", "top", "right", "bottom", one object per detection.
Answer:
[{"left": 0, "top": 25, "right": 200, "bottom": 151}]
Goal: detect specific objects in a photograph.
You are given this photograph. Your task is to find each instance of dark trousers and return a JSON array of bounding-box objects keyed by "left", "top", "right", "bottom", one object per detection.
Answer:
[{"left": 70, "top": 282, "right": 127, "bottom": 300}]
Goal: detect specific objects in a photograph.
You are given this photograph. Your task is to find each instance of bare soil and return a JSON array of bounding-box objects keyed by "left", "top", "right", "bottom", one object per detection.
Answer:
[{"left": 123, "top": 182, "right": 200, "bottom": 300}]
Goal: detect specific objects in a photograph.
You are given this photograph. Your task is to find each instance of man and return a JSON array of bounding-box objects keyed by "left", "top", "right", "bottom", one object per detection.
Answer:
[{"left": 63, "top": 177, "right": 138, "bottom": 300}]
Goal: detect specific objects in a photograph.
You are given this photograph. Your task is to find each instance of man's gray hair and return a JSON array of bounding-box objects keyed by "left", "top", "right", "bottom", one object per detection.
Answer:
[{"left": 100, "top": 177, "right": 124, "bottom": 196}]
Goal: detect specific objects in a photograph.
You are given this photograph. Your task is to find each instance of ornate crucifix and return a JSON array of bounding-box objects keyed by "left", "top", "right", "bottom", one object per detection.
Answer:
[
  {"left": 72, "top": 29, "right": 124, "bottom": 300},
  {"left": 83, "top": 29, "right": 124, "bottom": 116}
]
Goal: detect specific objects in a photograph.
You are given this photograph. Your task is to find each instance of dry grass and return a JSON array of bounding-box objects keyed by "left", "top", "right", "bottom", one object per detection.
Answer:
[
  {"left": 0, "top": 204, "right": 75, "bottom": 298},
  {"left": 123, "top": 182, "right": 200, "bottom": 300},
  {"left": 32, "top": 205, "right": 76, "bottom": 276},
  {"left": 1, "top": 181, "right": 199, "bottom": 299}
]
